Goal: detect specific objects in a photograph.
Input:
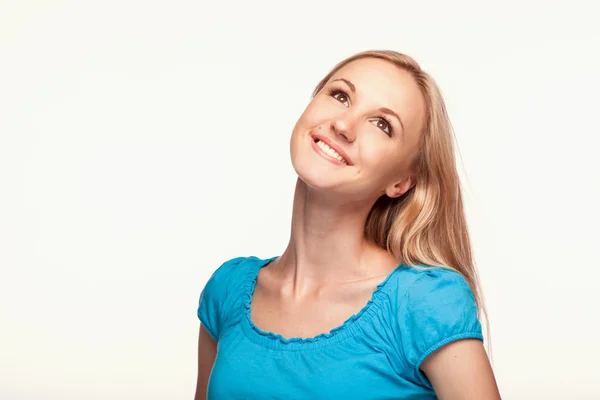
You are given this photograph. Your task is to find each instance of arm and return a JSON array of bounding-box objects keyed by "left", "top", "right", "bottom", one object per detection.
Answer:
[
  {"left": 421, "top": 339, "right": 501, "bottom": 400},
  {"left": 194, "top": 324, "right": 217, "bottom": 400}
]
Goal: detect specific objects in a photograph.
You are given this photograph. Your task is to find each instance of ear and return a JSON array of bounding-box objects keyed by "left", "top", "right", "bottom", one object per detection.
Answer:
[{"left": 385, "top": 175, "right": 415, "bottom": 199}]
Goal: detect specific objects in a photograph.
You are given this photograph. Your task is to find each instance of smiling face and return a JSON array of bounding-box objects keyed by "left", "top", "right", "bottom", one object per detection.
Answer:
[{"left": 290, "top": 57, "right": 426, "bottom": 203}]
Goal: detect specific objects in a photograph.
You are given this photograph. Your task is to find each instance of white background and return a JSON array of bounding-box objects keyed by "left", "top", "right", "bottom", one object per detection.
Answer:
[{"left": 1, "top": 0, "right": 599, "bottom": 399}]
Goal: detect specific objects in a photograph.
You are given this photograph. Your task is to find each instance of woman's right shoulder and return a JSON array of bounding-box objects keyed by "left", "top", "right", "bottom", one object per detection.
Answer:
[
  {"left": 203, "top": 256, "right": 255, "bottom": 287},
  {"left": 202, "top": 255, "right": 277, "bottom": 291},
  {"left": 198, "top": 256, "right": 269, "bottom": 340}
]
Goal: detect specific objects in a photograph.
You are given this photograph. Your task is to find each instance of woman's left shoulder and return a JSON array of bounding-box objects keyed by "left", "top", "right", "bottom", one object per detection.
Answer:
[
  {"left": 383, "top": 265, "right": 484, "bottom": 386},
  {"left": 382, "top": 264, "right": 482, "bottom": 344},
  {"left": 389, "top": 264, "right": 476, "bottom": 306}
]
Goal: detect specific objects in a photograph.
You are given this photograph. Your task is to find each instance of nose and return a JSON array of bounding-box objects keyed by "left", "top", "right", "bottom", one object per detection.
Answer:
[{"left": 331, "top": 114, "right": 356, "bottom": 143}]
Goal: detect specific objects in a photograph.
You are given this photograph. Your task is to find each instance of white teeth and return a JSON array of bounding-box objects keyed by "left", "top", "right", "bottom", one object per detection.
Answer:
[{"left": 316, "top": 140, "right": 348, "bottom": 164}]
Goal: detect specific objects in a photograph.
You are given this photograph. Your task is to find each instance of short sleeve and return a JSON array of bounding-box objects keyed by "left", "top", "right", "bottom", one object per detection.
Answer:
[
  {"left": 398, "top": 268, "right": 484, "bottom": 387},
  {"left": 197, "top": 257, "right": 247, "bottom": 342}
]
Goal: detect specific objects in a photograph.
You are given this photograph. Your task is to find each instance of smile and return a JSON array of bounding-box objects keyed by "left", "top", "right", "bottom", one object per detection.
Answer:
[{"left": 310, "top": 136, "right": 352, "bottom": 166}]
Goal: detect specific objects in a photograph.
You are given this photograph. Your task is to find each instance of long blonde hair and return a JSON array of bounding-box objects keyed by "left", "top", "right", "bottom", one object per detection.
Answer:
[{"left": 312, "top": 50, "right": 491, "bottom": 353}]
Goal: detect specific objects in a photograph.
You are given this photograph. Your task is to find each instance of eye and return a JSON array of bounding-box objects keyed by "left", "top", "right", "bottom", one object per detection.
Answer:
[
  {"left": 372, "top": 117, "right": 393, "bottom": 137},
  {"left": 326, "top": 87, "right": 350, "bottom": 107}
]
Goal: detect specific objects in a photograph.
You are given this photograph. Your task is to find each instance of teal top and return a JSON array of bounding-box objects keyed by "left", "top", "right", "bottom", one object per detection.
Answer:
[{"left": 198, "top": 256, "right": 483, "bottom": 399}]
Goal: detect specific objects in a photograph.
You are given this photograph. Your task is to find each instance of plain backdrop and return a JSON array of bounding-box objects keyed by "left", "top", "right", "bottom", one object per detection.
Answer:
[{"left": 1, "top": 0, "right": 599, "bottom": 399}]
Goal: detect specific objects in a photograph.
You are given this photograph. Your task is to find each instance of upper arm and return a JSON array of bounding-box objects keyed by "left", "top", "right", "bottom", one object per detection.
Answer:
[
  {"left": 194, "top": 257, "right": 246, "bottom": 399},
  {"left": 197, "top": 257, "right": 247, "bottom": 341},
  {"left": 394, "top": 269, "right": 489, "bottom": 390},
  {"left": 194, "top": 324, "right": 217, "bottom": 400},
  {"left": 421, "top": 338, "right": 501, "bottom": 400}
]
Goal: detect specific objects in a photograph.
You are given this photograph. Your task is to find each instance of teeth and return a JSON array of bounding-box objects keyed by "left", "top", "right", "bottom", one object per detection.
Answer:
[{"left": 316, "top": 140, "right": 348, "bottom": 164}]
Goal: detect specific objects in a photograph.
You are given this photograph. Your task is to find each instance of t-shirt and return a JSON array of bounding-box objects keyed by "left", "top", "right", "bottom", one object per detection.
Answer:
[{"left": 197, "top": 255, "right": 483, "bottom": 400}]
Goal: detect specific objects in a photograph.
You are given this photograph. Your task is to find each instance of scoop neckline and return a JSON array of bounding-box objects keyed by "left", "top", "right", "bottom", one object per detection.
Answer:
[{"left": 240, "top": 256, "right": 403, "bottom": 351}]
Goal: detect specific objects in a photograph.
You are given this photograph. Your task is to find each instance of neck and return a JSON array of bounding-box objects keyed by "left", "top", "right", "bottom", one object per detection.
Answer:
[{"left": 275, "top": 178, "right": 396, "bottom": 297}]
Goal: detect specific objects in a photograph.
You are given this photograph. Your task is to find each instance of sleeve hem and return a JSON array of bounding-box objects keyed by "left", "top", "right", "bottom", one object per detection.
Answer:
[
  {"left": 199, "top": 315, "right": 218, "bottom": 342},
  {"left": 415, "top": 331, "right": 484, "bottom": 384}
]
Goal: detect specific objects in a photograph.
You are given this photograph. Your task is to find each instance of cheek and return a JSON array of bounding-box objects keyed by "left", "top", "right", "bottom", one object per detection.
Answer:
[
  {"left": 296, "top": 99, "right": 336, "bottom": 129},
  {"left": 361, "top": 144, "right": 406, "bottom": 178},
  {"left": 360, "top": 137, "right": 393, "bottom": 164}
]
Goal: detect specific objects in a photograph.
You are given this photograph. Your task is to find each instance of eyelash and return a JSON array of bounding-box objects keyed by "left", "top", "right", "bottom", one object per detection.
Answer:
[{"left": 325, "top": 87, "right": 394, "bottom": 136}]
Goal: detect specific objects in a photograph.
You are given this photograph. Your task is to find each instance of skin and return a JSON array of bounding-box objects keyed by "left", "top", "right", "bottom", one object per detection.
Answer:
[
  {"left": 195, "top": 57, "right": 501, "bottom": 399},
  {"left": 194, "top": 326, "right": 216, "bottom": 400}
]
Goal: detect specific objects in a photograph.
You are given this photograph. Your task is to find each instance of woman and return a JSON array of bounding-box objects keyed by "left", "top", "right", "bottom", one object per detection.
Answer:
[{"left": 194, "top": 50, "right": 502, "bottom": 399}]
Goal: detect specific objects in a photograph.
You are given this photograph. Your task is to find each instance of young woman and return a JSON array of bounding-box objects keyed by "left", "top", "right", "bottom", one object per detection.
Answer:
[{"left": 194, "top": 50, "right": 502, "bottom": 399}]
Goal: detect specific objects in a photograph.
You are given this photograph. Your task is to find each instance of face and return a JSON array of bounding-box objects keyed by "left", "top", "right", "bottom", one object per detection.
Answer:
[{"left": 290, "top": 57, "right": 426, "bottom": 203}]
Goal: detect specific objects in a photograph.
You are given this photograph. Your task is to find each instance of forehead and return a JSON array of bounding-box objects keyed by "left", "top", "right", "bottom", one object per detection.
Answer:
[{"left": 328, "top": 57, "right": 425, "bottom": 136}]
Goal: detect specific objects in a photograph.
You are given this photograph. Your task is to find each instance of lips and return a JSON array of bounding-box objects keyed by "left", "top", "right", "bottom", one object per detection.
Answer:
[{"left": 309, "top": 133, "right": 353, "bottom": 166}]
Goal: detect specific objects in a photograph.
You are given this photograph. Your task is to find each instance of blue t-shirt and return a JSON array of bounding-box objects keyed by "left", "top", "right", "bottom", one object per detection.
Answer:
[{"left": 197, "top": 256, "right": 483, "bottom": 399}]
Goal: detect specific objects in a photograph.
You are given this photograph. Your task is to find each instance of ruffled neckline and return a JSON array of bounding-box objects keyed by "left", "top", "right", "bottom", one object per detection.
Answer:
[{"left": 241, "top": 256, "right": 401, "bottom": 350}]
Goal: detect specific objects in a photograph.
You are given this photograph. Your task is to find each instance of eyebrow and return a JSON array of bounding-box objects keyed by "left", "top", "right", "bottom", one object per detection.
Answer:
[
  {"left": 332, "top": 78, "right": 356, "bottom": 93},
  {"left": 378, "top": 107, "right": 405, "bottom": 135},
  {"left": 330, "top": 78, "right": 406, "bottom": 135}
]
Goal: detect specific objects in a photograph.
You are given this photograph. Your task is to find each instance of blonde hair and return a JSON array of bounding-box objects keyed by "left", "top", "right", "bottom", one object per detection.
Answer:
[{"left": 312, "top": 50, "right": 491, "bottom": 354}]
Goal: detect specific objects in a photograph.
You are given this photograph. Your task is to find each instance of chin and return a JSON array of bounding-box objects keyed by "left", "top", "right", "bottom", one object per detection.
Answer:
[
  {"left": 289, "top": 129, "right": 352, "bottom": 192},
  {"left": 292, "top": 157, "right": 360, "bottom": 198},
  {"left": 292, "top": 156, "right": 329, "bottom": 188}
]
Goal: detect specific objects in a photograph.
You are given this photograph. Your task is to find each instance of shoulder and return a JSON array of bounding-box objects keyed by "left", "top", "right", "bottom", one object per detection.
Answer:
[
  {"left": 400, "top": 266, "right": 481, "bottom": 339},
  {"left": 405, "top": 266, "right": 475, "bottom": 305},
  {"left": 384, "top": 264, "right": 483, "bottom": 386},
  {"left": 201, "top": 255, "right": 274, "bottom": 299},
  {"left": 387, "top": 264, "right": 477, "bottom": 309},
  {"left": 198, "top": 255, "right": 275, "bottom": 340},
  {"left": 203, "top": 256, "right": 251, "bottom": 287}
]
